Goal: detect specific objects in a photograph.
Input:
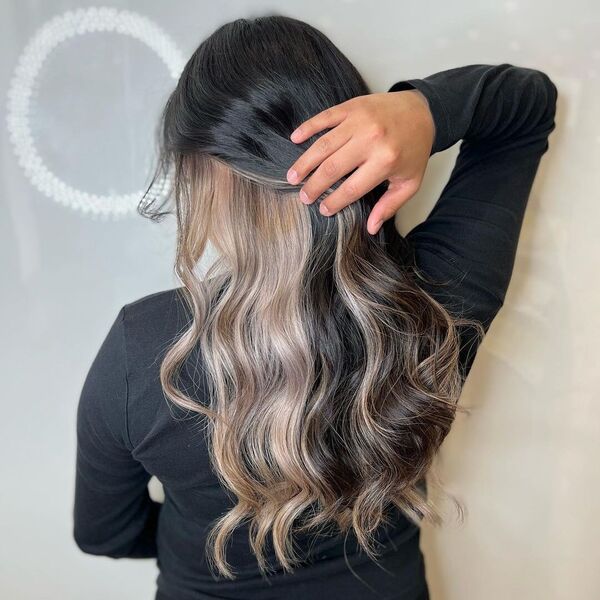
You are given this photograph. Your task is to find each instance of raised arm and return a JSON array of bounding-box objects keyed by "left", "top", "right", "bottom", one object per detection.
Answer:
[{"left": 387, "top": 63, "right": 558, "bottom": 376}]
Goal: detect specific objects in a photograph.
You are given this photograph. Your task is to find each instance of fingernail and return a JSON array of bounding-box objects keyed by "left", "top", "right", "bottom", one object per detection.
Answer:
[
  {"left": 371, "top": 220, "right": 383, "bottom": 233},
  {"left": 291, "top": 128, "right": 301, "bottom": 141},
  {"left": 300, "top": 190, "right": 310, "bottom": 204},
  {"left": 319, "top": 203, "right": 331, "bottom": 216},
  {"left": 287, "top": 168, "right": 298, "bottom": 184}
]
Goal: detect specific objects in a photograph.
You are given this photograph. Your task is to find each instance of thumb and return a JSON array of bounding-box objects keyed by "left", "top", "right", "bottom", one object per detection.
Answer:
[{"left": 367, "top": 184, "right": 415, "bottom": 235}]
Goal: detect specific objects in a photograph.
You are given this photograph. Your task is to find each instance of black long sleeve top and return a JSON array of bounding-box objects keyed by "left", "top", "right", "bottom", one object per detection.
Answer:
[{"left": 73, "top": 63, "right": 558, "bottom": 600}]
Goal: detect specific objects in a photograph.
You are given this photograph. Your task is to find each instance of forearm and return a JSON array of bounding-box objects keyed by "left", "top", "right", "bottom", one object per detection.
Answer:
[{"left": 389, "top": 63, "right": 558, "bottom": 155}]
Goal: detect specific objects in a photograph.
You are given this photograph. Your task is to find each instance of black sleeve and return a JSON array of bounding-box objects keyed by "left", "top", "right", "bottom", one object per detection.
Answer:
[
  {"left": 73, "top": 306, "right": 161, "bottom": 559},
  {"left": 386, "top": 63, "right": 558, "bottom": 377}
]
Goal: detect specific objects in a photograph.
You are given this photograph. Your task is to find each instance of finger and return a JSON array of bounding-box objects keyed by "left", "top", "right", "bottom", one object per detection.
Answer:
[
  {"left": 287, "top": 124, "right": 351, "bottom": 186},
  {"left": 317, "top": 158, "right": 390, "bottom": 215},
  {"left": 290, "top": 104, "right": 348, "bottom": 144},
  {"left": 366, "top": 181, "right": 417, "bottom": 235},
  {"left": 300, "top": 139, "right": 366, "bottom": 205}
]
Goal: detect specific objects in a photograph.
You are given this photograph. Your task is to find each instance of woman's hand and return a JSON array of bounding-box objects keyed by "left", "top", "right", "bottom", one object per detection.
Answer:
[{"left": 286, "top": 89, "right": 436, "bottom": 235}]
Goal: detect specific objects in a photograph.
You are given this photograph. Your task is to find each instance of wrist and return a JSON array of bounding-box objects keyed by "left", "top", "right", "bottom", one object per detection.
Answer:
[{"left": 406, "top": 89, "right": 436, "bottom": 157}]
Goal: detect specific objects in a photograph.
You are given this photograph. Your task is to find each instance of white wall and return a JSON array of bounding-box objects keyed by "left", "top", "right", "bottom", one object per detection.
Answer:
[{"left": 1, "top": 1, "right": 598, "bottom": 599}]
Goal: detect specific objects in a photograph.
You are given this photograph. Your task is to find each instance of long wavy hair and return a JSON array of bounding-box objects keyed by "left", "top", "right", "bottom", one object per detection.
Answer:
[{"left": 139, "top": 14, "right": 484, "bottom": 580}]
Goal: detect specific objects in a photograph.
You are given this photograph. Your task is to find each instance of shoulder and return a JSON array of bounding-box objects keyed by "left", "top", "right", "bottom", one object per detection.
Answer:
[
  {"left": 120, "top": 287, "right": 192, "bottom": 356},
  {"left": 111, "top": 287, "right": 194, "bottom": 400},
  {"left": 77, "top": 287, "right": 193, "bottom": 454},
  {"left": 122, "top": 286, "right": 187, "bottom": 320}
]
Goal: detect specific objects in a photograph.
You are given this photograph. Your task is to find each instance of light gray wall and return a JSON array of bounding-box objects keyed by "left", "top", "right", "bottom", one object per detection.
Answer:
[{"left": 1, "top": 1, "right": 598, "bottom": 599}]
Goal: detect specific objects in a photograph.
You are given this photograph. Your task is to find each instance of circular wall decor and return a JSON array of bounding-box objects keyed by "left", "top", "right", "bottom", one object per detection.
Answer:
[{"left": 6, "top": 7, "right": 185, "bottom": 217}]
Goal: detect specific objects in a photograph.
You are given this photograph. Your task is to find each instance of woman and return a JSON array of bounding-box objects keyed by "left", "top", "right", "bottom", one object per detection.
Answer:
[{"left": 72, "top": 14, "right": 557, "bottom": 600}]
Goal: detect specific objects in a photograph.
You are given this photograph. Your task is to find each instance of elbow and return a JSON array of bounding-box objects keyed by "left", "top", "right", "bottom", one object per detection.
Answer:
[
  {"left": 73, "top": 527, "right": 128, "bottom": 559},
  {"left": 531, "top": 68, "right": 558, "bottom": 130},
  {"left": 73, "top": 531, "right": 104, "bottom": 557},
  {"left": 512, "top": 65, "right": 558, "bottom": 133},
  {"left": 538, "top": 70, "right": 558, "bottom": 117}
]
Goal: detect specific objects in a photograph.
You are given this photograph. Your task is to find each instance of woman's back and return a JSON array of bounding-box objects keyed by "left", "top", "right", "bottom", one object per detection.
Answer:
[
  {"left": 97, "top": 285, "right": 428, "bottom": 599},
  {"left": 73, "top": 30, "right": 557, "bottom": 600}
]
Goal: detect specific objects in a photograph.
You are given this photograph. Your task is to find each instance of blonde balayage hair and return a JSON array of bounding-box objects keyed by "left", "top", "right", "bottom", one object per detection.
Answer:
[{"left": 140, "top": 15, "right": 484, "bottom": 580}]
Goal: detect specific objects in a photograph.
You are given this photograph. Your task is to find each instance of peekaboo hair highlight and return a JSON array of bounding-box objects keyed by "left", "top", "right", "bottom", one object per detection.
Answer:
[{"left": 139, "top": 14, "right": 484, "bottom": 580}]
